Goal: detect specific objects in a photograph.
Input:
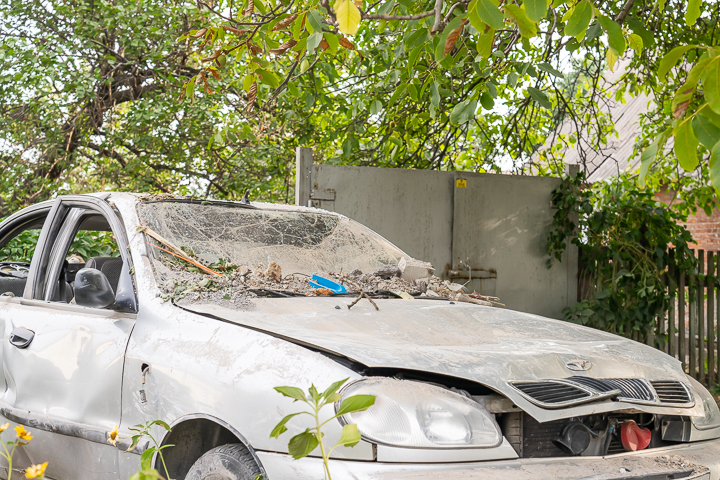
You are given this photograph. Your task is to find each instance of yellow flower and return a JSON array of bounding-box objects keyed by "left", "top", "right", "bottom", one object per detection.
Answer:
[
  {"left": 108, "top": 426, "right": 119, "bottom": 446},
  {"left": 0, "top": 423, "right": 9, "bottom": 433},
  {"left": 24, "top": 462, "right": 47, "bottom": 479},
  {"left": 15, "top": 425, "right": 33, "bottom": 441}
]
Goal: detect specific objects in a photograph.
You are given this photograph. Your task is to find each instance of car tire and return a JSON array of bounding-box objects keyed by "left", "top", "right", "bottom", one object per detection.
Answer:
[{"left": 184, "top": 443, "right": 263, "bottom": 480}]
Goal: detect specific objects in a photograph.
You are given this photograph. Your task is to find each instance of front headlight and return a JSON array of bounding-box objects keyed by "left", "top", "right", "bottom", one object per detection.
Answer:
[{"left": 337, "top": 377, "right": 502, "bottom": 449}]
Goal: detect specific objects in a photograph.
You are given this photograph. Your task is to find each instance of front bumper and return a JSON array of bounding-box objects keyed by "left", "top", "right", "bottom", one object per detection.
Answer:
[{"left": 256, "top": 438, "right": 720, "bottom": 480}]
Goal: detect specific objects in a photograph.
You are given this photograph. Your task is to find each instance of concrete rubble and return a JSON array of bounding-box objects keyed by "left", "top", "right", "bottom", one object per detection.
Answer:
[{"left": 154, "top": 252, "right": 501, "bottom": 308}]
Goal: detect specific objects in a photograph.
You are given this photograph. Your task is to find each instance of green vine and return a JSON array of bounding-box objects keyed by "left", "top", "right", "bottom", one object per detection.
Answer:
[{"left": 547, "top": 173, "right": 699, "bottom": 339}]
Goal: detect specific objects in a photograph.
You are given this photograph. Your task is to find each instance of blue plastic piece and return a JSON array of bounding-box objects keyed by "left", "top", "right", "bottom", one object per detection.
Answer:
[{"left": 308, "top": 275, "right": 347, "bottom": 294}]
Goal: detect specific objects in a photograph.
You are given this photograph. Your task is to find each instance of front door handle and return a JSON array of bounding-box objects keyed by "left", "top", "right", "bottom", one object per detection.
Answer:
[{"left": 9, "top": 328, "right": 34, "bottom": 349}]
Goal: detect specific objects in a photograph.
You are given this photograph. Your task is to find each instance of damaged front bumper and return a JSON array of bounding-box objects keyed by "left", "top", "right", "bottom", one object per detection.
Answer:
[{"left": 256, "top": 437, "right": 720, "bottom": 480}]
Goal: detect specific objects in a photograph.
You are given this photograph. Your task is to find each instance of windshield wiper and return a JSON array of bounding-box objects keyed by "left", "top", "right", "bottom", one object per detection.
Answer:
[{"left": 249, "top": 288, "right": 304, "bottom": 298}]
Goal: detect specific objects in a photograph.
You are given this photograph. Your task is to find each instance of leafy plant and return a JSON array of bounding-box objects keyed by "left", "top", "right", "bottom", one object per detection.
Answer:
[
  {"left": 548, "top": 173, "right": 697, "bottom": 339},
  {"left": 270, "top": 378, "right": 375, "bottom": 480},
  {"left": 123, "top": 421, "right": 175, "bottom": 480}
]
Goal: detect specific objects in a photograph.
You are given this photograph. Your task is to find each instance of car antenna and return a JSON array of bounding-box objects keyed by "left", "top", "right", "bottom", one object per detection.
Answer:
[{"left": 239, "top": 189, "right": 251, "bottom": 206}]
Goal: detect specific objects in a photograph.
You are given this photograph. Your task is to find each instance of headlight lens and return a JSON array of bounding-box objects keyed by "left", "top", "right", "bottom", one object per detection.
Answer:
[
  {"left": 337, "top": 377, "right": 502, "bottom": 448},
  {"left": 687, "top": 375, "right": 720, "bottom": 430}
]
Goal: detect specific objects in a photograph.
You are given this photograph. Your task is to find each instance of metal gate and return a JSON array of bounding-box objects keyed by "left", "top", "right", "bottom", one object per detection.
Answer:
[{"left": 295, "top": 148, "right": 577, "bottom": 319}]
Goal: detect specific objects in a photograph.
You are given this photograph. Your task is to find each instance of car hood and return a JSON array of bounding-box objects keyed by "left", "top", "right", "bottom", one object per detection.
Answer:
[{"left": 182, "top": 297, "right": 703, "bottom": 420}]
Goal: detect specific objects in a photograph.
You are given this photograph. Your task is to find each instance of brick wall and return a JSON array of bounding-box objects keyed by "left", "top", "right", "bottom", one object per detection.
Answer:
[{"left": 656, "top": 190, "right": 720, "bottom": 252}]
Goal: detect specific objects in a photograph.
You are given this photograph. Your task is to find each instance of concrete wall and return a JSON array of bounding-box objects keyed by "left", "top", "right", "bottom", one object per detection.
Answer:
[{"left": 297, "top": 149, "right": 577, "bottom": 319}]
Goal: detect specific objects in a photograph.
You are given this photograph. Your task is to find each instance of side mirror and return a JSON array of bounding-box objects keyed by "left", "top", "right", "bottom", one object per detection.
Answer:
[{"left": 74, "top": 268, "right": 115, "bottom": 309}]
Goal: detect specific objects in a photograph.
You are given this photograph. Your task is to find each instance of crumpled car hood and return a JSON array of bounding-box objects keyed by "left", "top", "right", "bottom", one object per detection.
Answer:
[{"left": 183, "top": 297, "right": 704, "bottom": 420}]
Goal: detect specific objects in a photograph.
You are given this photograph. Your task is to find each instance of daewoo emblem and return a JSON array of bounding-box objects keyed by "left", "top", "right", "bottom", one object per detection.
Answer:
[{"left": 566, "top": 360, "right": 592, "bottom": 371}]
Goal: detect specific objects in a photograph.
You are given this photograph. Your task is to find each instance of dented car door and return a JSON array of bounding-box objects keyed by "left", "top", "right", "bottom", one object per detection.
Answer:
[{"left": 0, "top": 198, "right": 137, "bottom": 480}]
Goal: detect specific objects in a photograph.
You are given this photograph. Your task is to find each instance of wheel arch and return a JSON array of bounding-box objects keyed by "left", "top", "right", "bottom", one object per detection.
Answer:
[{"left": 157, "top": 413, "right": 268, "bottom": 480}]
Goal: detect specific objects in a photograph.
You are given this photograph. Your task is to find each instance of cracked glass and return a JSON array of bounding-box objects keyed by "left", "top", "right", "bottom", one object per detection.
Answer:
[{"left": 138, "top": 201, "right": 407, "bottom": 276}]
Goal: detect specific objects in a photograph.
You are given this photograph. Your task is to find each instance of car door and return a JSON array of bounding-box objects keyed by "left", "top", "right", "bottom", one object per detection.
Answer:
[{"left": 0, "top": 195, "right": 138, "bottom": 480}]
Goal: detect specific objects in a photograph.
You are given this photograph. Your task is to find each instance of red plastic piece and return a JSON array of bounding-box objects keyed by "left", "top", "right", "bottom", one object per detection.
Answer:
[{"left": 620, "top": 420, "right": 652, "bottom": 451}]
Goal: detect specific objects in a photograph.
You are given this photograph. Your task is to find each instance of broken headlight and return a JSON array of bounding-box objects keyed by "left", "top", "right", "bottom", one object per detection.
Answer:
[{"left": 337, "top": 377, "right": 502, "bottom": 449}]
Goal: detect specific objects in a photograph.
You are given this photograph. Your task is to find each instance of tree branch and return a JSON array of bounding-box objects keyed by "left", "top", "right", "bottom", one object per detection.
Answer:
[{"left": 614, "top": 0, "right": 635, "bottom": 24}]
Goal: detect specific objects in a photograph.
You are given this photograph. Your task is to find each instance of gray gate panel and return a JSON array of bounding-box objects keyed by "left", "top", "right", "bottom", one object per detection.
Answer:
[
  {"left": 452, "top": 172, "right": 574, "bottom": 319},
  {"left": 309, "top": 165, "right": 454, "bottom": 276}
]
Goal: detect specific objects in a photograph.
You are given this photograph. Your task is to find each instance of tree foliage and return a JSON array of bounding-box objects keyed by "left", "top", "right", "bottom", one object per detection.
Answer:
[{"left": 0, "top": 0, "right": 719, "bottom": 214}]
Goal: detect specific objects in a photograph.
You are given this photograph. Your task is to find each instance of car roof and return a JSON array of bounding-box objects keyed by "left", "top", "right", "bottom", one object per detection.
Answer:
[{"left": 101, "top": 192, "right": 342, "bottom": 217}]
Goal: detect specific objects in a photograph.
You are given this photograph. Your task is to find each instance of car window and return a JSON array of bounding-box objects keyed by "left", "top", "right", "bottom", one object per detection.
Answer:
[
  {"left": 0, "top": 228, "right": 41, "bottom": 264},
  {"left": 0, "top": 211, "right": 49, "bottom": 298},
  {"left": 44, "top": 209, "right": 123, "bottom": 304}
]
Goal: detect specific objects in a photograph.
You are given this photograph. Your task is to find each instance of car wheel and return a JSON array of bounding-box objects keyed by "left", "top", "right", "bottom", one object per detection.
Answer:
[{"left": 184, "top": 444, "right": 263, "bottom": 480}]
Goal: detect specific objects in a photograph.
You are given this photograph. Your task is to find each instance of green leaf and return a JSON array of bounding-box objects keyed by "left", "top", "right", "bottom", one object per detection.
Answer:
[
  {"left": 658, "top": 45, "right": 698, "bottom": 81},
  {"left": 186, "top": 75, "right": 196, "bottom": 101},
  {"left": 336, "top": 423, "right": 362, "bottom": 448},
  {"left": 336, "top": 394, "right": 376, "bottom": 416},
  {"left": 527, "top": 87, "right": 551, "bottom": 109},
  {"left": 150, "top": 420, "right": 172, "bottom": 431},
  {"left": 323, "top": 32, "right": 339, "bottom": 54},
  {"left": 292, "top": 13, "right": 305, "bottom": 40},
  {"left": 563, "top": 0, "right": 592, "bottom": 38},
  {"left": 671, "top": 57, "right": 712, "bottom": 118},
  {"left": 449, "top": 99, "right": 478, "bottom": 125},
  {"left": 692, "top": 111, "right": 720, "bottom": 148},
  {"left": 288, "top": 430, "right": 319, "bottom": 459},
  {"left": 711, "top": 140, "right": 720, "bottom": 194},
  {"left": 524, "top": 0, "right": 548, "bottom": 23},
  {"left": 537, "top": 62, "right": 564, "bottom": 78},
  {"left": 674, "top": 119, "right": 699, "bottom": 171},
  {"left": 306, "top": 9, "right": 325, "bottom": 33},
  {"left": 627, "top": 33, "right": 643, "bottom": 54},
  {"left": 639, "top": 136, "right": 660, "bottom": 186},
  {"left": 430, "top": 82, "right": 441, "bottom": 108},
  {"left": 388, "top": 84, "right": 407, "bottom": 106},
  {"left": 321, "top": 378, "right": 349, "bottom": 400},
  {"left": 504, "top": 4, "right": 537, "bottom": 38},
  {"left": 256, "top": 69, "right": 280, "bottom": 88},
  {"left": 308, "top": 385, "right": 320, "bottom": 403},
  {"left": 685, "top": 0, "right": 701, "bottom": 26},
  {"left": 270, "top": 412, "right": 302, "bottom": 438},
  {"left": 480, "top": 91, "right": 494, "bottom": 109},
  {"left": 598, "top": 16, "right": 625, "bottom": 55},
  {"left": 625, "top": 17, "right": 654, "bottom": 47},
  {"left": 274, "top": 386, "right": 307, "bottom": 402},
  {"left": 468, "top": 0, "right": 505, "bottom": 31},
  {"left": 476, "top": 28, "right": 495, "bottom": 58},
  {"left": 705, "top": 57, "right": 720, "bottom": 115},
  {"left": 306, "top": 32, "right": 323, "bottom": 54},
  {"left": 140, "top": 447, "right": 156, "bottom": 471}
]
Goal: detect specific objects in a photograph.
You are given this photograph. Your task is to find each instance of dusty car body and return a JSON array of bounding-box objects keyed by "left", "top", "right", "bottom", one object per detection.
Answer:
[{"left": 0, "top": 192, "right": 718, "bottom": 480}]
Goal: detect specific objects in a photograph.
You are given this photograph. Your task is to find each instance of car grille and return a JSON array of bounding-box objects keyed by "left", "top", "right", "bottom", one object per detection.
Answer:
[
  {"left": 510, "top": 378, "right": 693, "bottom": 408},
  {"left": 512, "top": 381, "right": 593, "bottom": 406},
  {"left": 650, "top": 380, "right": 693, "bottom": 405},
  {"left": 569, "top": 377, "right": 655, "bottom": 402}
]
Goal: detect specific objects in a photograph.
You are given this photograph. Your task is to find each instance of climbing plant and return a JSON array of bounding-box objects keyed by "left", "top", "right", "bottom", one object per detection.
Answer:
[{"left": 547, "top": 173, "right": 698, "bottom": 338}]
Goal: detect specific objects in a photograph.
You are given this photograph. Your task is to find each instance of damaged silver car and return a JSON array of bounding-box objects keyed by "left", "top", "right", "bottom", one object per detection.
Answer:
[{"left": 0, "top": 192, "right": 719, "bottom": 480}]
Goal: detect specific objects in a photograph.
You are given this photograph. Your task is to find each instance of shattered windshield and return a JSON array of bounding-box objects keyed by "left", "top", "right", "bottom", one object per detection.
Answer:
[{"left": 137, "top": 201, "right": 407, "bottom": 276}]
